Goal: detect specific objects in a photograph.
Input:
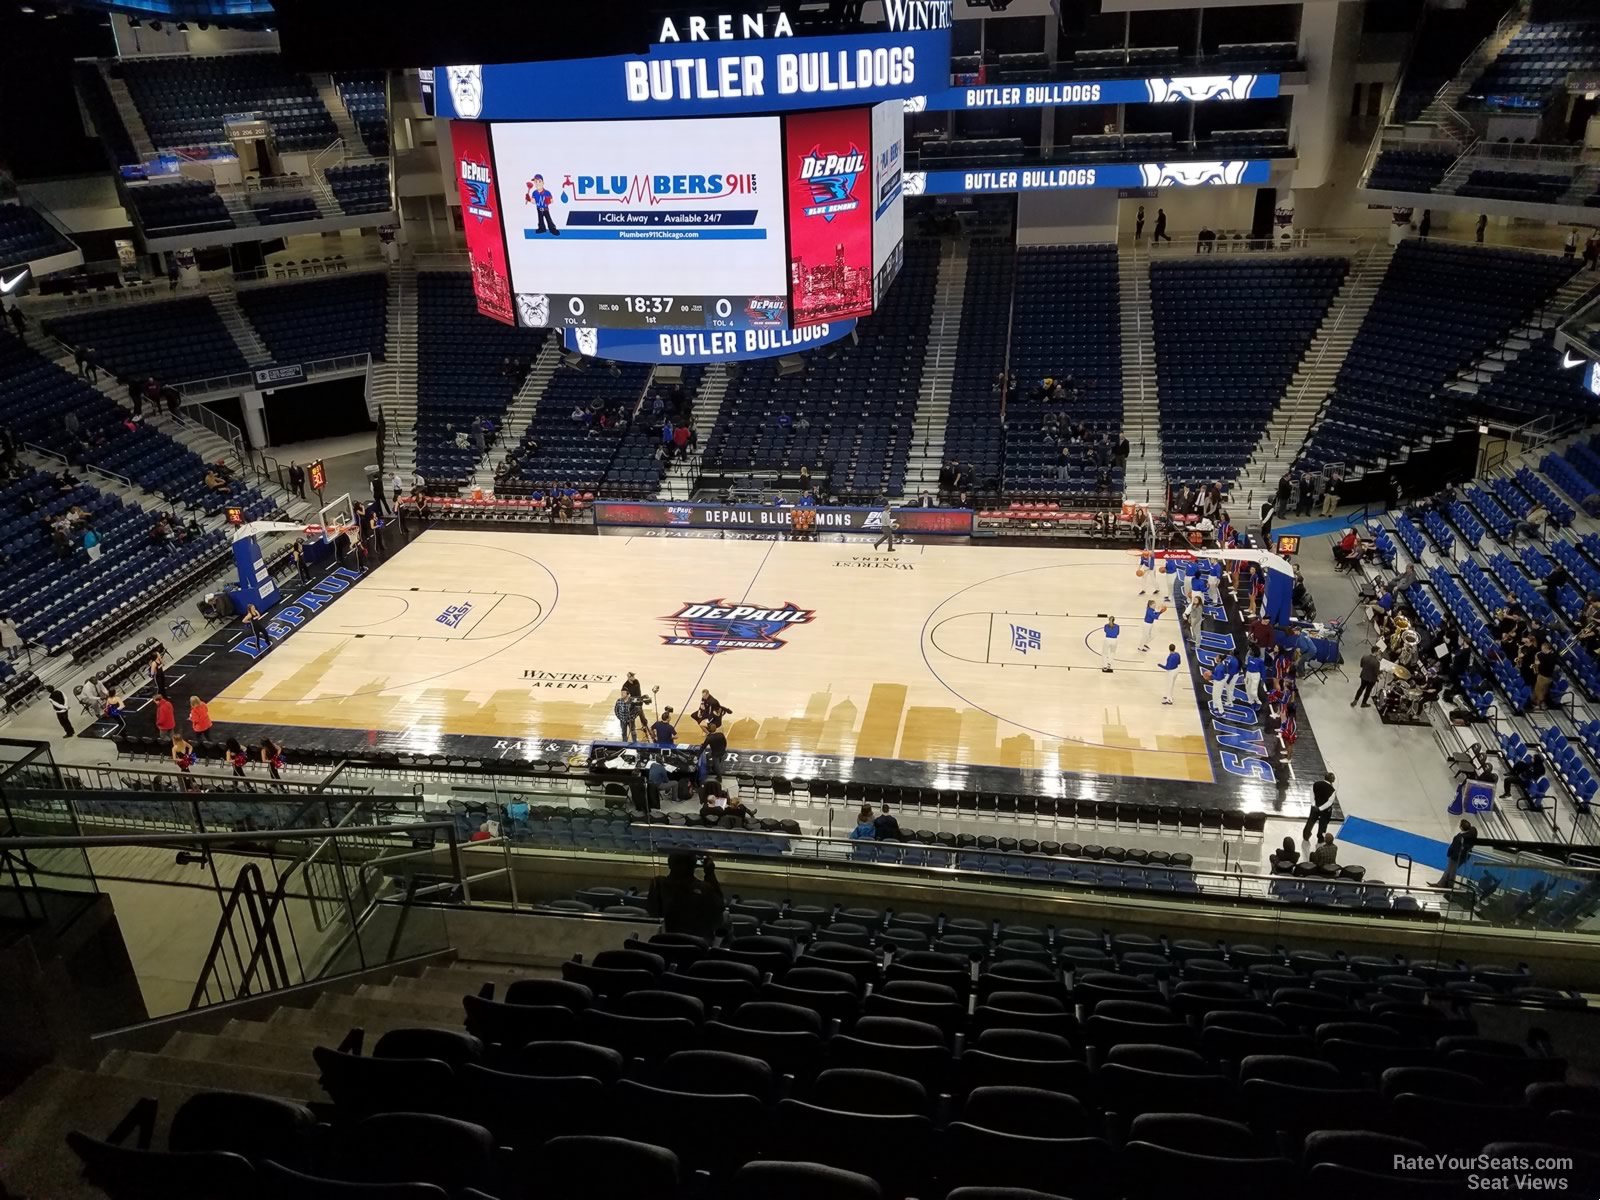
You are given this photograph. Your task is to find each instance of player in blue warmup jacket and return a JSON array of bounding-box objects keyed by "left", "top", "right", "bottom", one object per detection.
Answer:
[
  {"left": 1210, "top": 651, "right": 1239, "bottom": 712},
  {"left": 1102, "top": 616, "right": 1120, "bottom": 672},
  {"left": 1160, "top": 643, "right": 1182, "bottom": 704},
  {"left": 1139, "top": 598, "right": 1167, "bottom": 651},
  {"left": 1243, "top": 650, "right": 1266, "bottom": 707}
]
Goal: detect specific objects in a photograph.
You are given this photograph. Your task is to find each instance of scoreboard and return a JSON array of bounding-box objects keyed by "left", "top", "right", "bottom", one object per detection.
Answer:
[
  {"left": 491, "top": 116, "right": 791, "bottom": 331},
  {"left": 455, "top": 101, "right": 907, "bottom": 333}
]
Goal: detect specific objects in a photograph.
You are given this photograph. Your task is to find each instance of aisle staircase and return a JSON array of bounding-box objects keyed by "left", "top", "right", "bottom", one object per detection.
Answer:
[
  {"left": 0, "top": 959, "right": 546, "bottom": 1200},
  {"left": 905, "top": 238, "right": 965, "bottom": 499},
  {"left": 1437, "top": 268, "right": 1597, "bottom": 431},
  {"left": 658, "top": 365, "right": 729, "bottom": 500},
  {"left": 312, "top": 73, "right": 364, "bottom": 154},
  {"left": 204, "top": 283, "right": 273, "bottom": 367},
  {"left": 471, "top": 337, "right": 562, "bottom": 494},
  {"left": 99, "top": 63, "right": 154, "bottom": 160},
  {"left": 372, "top": 266, "right": 417, "bottom": 475},
  {"left": 1118, "top": 246, "right": 1161, "bottom": 505},
  {"left": 1243, "top": 240, "right": 1395, "bottom": 486}
]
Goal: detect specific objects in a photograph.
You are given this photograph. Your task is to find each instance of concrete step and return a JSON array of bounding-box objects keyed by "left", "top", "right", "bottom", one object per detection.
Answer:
[
  {"left": 99, "top": 1046, "right": 322, "bottom": 1102},
  {"left": 159, "top": 1028, "right": 322, "bottom": 1077},
  {"left": 0, "top": 1067, "right": 202, "bottom": 1200}
]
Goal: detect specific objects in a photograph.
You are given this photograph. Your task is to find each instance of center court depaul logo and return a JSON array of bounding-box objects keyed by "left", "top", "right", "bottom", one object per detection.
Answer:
[{"left": 662, "top": 600, "right": 814, "bottom": 655}]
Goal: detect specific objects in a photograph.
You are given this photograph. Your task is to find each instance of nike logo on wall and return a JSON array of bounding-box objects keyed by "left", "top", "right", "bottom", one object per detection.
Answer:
[
  {"left": 0, "top": 270, "right": 28, "bottom": 294},
  {"left": 1562, "top": 351, "right": 1588, "bottom": 370}
]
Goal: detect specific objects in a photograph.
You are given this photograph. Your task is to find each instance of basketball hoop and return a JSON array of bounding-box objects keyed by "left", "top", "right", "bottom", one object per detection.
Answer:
[{"left": 302, "top": 523, "right": 357, "bottom": 539}]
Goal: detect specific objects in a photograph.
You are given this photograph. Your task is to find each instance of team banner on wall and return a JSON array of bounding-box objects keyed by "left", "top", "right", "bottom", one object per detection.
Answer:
[
  {"left": 785, "top": 107, "right": 874, "bottom": 327},
  {"left": 434, "top": 24, "right": 950, "bottom": 122},
  {"left": 870, "top": 98, "right": 906, "bottom": 307},
  {"left": 903, "top": 160, "right": 1272, "bottom": 196},
  {"left": 450, "top": 120, "right": 514, "bottom": 325},
  {"left": 563, "top": 320, "right": 856, "bottom": 364},
  {"left": 917, "top": 74, "right": 1281, "bottom": 111},
  {"left": 593, "top": 501, "right": 974, "bottom": 535}
]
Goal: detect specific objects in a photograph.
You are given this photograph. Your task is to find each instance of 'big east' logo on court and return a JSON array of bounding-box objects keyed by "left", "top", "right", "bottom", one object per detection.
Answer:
[{"left": 662, "top": 600, "right": 814, "bottom": 655}]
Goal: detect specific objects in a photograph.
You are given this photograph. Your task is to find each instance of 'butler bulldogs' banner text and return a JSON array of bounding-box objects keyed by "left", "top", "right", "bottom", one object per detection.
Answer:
[
  {"left": 564, "top": 321, "right": 856, "bottom": 364},
  {"left": 785, "top": 108, "right": 874, "bottom": 327},
  {"left": 436, "top": 24, "right": 949, "bottom": 122},
  {"left": 917, "top": 74, "right": 1281, "bottom": 111},
  {"left": 594, "top": 501, "right": 974, "bottom": 535},
  {"left": 451, "top": 121, "right": 514, "bottom": 326},
  {"left": 904, "top": 160, "right": 1272, "bottom": 196}
]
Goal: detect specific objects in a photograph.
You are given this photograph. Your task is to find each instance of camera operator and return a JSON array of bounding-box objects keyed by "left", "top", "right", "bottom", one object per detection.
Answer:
[{"left": 647, "top": 851, "right": 725, "bottom": 941}]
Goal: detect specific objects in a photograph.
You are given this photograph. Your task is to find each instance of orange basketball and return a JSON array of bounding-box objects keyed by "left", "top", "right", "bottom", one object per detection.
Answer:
[{"left": 1136, "top": 567, "right": 1147, "bottom": 577}]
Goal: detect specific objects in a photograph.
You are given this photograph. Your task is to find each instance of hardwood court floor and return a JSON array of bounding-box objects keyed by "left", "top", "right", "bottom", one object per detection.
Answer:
[{"left": 211, "top": 531, "right": 1212, "bottom": 783}]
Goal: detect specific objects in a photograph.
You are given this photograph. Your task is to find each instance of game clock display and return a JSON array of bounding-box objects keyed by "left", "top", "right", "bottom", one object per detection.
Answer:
[{"left": 517, "top": 292, "right": 788, "bottom": 330}]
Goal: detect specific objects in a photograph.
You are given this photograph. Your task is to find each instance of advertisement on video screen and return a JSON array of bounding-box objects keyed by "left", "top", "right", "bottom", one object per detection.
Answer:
[
  {"left": 450, "top": 120, "right": 514, "bottom": 325},
  {"left": 784, "top": 107, "right": 874, "bottom": 327},
  {"left": 870, "top": 98, "right": 905, "bottom": 306},
  {"left": 489, "top": 117, "right": 790, "bottom": 330}
]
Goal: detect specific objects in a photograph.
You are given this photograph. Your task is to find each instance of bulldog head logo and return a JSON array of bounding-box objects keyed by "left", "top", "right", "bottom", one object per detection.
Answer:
[
  {"left": 515, "top": 292, "right": 549, "bottom": 328},
  {"left": 1144, "top": 75, "right": 1258, "bottom": 103},
  {"left": 446, "top": 65, "right": 484, "bottom": 119},
  {"left": 576, "top": 327, "right": 599, "bottom": 357},
  {"left": 902, "top": 94, "right": 928, "bottom": 114},
  {"left": 1138, "top": 160, "right": 1251, "bottom": 189},
  {"left": 902, "top": 171, "right": 928, "bottom": 197}
]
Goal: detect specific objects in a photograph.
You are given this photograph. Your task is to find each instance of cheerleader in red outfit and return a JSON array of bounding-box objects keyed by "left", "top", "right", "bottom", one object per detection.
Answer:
[
  {"left": 225, "top": 737, "right": 249, "bottom": 777},
  {"left": 259, "top": 737, "right": 285, "bottom": 781}
]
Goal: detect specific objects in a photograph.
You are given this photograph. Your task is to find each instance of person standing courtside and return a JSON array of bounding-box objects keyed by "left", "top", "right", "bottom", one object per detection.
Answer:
[
  {"left": 872, "top": 500, "right": 896, "bottom": 552},
  {"left": 1352, "top": 648, "right": 1381, "bottom": 707},
  {"left": 1302, "top": 772, "right": 1337, "bottom": 848},
  {"left": 1433, "top": 819, "right": 1477, "bottom": 888},
  {"left": 614, "top": 688, "right": 637, "bottom": 742},
  {"left": 1159, "top": 643, "right": 1182, "bottom": 705},
  {"left": 48, "top": 687, "right": 72, "bottom": 736},
  {"left": 1101, "top": 616, "right": 1120, "bottom": 673}
]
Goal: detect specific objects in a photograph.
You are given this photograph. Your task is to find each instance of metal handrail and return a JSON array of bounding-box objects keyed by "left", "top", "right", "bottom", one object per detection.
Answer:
[
  {"left": 1274, "top": 239, "right": 1388, "bottom": 457},
  {"left": 189, "top": 860, "right": 286, "bottom": 1009},
  {"left": 0, "top": 821, "right": 453, "bottom": 851}
]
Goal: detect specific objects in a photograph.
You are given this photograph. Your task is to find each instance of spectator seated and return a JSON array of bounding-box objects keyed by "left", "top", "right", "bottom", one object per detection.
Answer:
[
  {"left": 703, "top": 241, "right": 939, "bottom": 502},
  {"left": 1151, "top": 256, "right": 1346, "bottom": 484},
  {"left": 237, "top": 274, "right": 388, "bottom": 367},
  {"left": 325, "top": 163, "right": 391, "bottom": 215},
  {"left": 1300, "top": 243, "right": 1577, "bottom": 472},
  {"left": 1512, "top": 466, "right": 1575, "bottom": 526},
  {"left": 118, "top": 53, "right": 336, "bottom": 151},
  {"left": 507, "top": 362, "right": 654, "bottom": 493},
  {"left": 600, "top": 369, "right": 705, "bottom": 498},
  {"left": 0, "top": 203, "right": 75, "bottom": 269},
  {"left": 414, "top": 273, "right": 543, "bottom": 486},
  {"left": 1002, "top": 244, "right": 1125, "bottom": 502},
  {"left": 125, "top": 181, "right": 234, "bottom": 236},
  {"left": 944, "top": 240, "right": 1015, "bottom": 500},
  {"left": 45, "top": 297, "right": 249, "bottom": 387}
]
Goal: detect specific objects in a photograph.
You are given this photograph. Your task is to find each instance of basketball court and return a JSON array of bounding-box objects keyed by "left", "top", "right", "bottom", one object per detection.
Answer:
[{"left": 207, "top": 530, "right": 1217, "bottom": 785}]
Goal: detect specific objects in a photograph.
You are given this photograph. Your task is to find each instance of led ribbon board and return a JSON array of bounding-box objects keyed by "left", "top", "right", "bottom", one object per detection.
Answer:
[
  {"left": 903, "top": 160, "right": 1272, "bottom": 195},
  {"left": 916, "top": 74, "right": 1280, "bottom": 110},
  {"left": 436, "top": 24, "right": 952, "bottom": 121},
  {"left": 562, "top": 320, "right": 856, "bottom": 364}
]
